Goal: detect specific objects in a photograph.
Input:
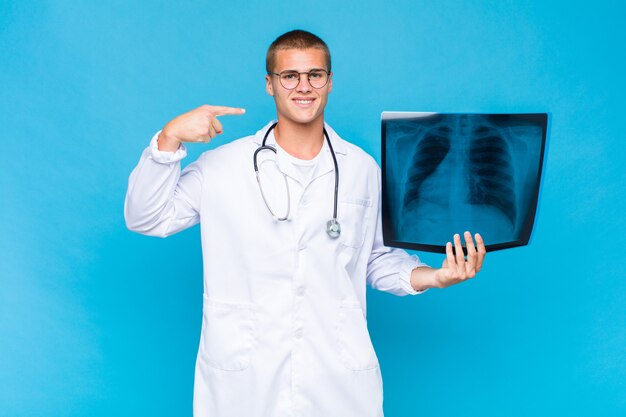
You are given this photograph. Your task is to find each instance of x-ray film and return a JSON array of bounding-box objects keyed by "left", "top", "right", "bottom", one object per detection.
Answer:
[{"left": 382, "top": 112, "right": 549, "bottom": 253}]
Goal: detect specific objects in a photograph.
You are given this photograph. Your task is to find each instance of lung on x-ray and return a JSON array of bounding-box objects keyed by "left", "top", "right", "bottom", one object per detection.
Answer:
[{"left": 382, "top": 112, "right": 549, "bottom": 253}]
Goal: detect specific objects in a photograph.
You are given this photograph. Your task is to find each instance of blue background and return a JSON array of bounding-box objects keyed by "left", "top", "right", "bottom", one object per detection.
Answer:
[{"left": 1, "top": 1, "right": 624, "bottom": 416}]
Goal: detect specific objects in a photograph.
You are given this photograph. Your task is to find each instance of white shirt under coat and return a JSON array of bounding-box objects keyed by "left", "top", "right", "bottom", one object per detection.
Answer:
[{"left": 124, "top": 121, "right": 426, "bottom": 417}]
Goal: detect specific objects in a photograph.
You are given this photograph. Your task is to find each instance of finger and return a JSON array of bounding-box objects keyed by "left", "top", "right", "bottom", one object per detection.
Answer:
[
  {"left": 445, "top": 241, "right": 455, "bottom": 269},
  {"left": 474, "top": 233, "right": 487, "bottom": 272},
  {"left": 464, "top": 231, "right": 477, "bottom": 274},
  {"left": 211, "top": 117, "right": 224, "bottom": 135},
  {"left": 211, "top": 106, "right": 246, "bottom": 116},
  {"left": 453, "top": 233, "right": 465, "bottom": 275},
  {"left": 207, "top": 124, "right": 217, "bottom": 140},
  {"left": 196, "top": 133, "right": 212, "bottom": 143}
]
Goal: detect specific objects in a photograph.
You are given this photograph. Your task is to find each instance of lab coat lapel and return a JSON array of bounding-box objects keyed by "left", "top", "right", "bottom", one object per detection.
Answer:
[
  {"left": 311, "top": 124, "right": 348, "bottom": 183},
  {"left": 311, "top": 142, "right": 334, "bottom": 183},
  {"left": 252, "top": 122, "right": 302, "bottom": 185},
  {"left": 276, "top": 148, "right": 304, "bottom": 185}
]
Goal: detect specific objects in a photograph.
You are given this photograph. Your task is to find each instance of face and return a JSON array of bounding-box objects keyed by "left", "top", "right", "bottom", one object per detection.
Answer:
[{"left": 265, "top": 48, "right": 332, "bottom": 127}]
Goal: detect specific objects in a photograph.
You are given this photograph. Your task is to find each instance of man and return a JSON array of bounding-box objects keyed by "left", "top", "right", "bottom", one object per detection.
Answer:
[{"left": 125, "top": 30, "right": 485, "bottom": 417}]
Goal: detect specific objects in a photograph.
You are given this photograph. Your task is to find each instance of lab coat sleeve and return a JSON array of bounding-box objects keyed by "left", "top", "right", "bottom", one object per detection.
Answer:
[
  {"left": 366, "top": 168, "right": 428, "bottom": 296},
  {"left": 124, "top": 131, "right": 202, "bottom": 237}
]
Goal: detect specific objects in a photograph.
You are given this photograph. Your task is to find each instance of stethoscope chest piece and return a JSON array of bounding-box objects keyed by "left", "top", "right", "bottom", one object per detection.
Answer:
[{"left": 326, "top": 219, "right": 341, "bottom": 239}]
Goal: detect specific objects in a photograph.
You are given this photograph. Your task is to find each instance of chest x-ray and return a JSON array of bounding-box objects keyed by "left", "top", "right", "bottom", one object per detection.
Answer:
[{"left": 382, "top": 112, "right": 548, "bottom": 253}]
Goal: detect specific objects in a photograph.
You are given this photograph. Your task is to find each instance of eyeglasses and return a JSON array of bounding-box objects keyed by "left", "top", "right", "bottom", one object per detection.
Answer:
[{"left": 268, "top": 69, "right": 330, "bottom": 90}]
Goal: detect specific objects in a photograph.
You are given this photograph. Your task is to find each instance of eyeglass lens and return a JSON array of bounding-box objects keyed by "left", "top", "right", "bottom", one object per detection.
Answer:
[{"left": 279, "top": 70, "right": 328, "bottom": 89}]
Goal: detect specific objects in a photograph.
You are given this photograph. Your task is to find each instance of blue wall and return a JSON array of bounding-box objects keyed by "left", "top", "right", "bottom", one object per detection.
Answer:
[{"left": 1, "top": 1, "right": 624, "bottom": 416}]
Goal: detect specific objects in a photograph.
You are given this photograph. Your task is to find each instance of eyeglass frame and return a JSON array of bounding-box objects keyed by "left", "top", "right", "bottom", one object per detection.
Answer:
[{"left": 267, "top": 68, "right": 331, "bottom": 90}]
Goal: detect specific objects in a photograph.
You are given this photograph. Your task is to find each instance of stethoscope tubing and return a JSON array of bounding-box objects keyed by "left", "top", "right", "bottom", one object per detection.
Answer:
[{"left": 253, "top": 122, "right": 340, "bottom": 236}]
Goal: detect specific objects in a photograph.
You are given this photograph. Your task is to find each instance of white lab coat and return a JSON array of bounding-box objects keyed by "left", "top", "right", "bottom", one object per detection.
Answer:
[{"left": 125, "top": 122, "right": 426, "bottom": 417}]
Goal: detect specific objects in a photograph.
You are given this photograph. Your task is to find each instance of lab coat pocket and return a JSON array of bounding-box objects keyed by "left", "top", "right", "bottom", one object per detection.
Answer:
[
  {"left": 201, "top": 295, "right": 257, "bottom": 371},
  {"left": 336, "top": 301, "right": 379, "bottom": 371},
  {"left": 338, "top": 198, "right": 372, "bottom": 249}
]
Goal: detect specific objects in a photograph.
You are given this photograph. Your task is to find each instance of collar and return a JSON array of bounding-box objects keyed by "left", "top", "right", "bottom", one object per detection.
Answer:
[
  {"left": 251, "top": 121, "right": 349, "bottom": 156},
  {"left": 252, "top": 121, "right": 347, "bottom": 185}
]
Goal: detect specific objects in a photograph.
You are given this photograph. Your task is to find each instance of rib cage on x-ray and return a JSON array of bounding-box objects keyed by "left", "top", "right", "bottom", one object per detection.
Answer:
[
  {"left": 468, "top": 125, "right": 517, "bottom": 225},
  {"left": 403, "top": 126, "right": 452, "bottom": 211},
  {"left": 402, "top": 116, "right": 517, "bottom": 228},
  {"left": 382, "top": 112, "right": 547, "bottom": 251}
]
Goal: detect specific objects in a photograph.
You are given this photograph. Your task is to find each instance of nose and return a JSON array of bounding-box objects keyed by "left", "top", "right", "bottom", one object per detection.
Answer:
[{"left": 295, "top": 74, "right": 312, "bottom": 93}]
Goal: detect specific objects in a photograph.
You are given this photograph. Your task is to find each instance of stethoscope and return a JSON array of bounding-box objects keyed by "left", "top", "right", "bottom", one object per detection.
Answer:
[{"left": 253, "top": 122, "right": 341, "bottom": 239}]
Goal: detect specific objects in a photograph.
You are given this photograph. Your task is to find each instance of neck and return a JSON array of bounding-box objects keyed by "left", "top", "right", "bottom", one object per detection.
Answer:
[{"left": 274, "top": 116, "right": 325, "bottom": 160}]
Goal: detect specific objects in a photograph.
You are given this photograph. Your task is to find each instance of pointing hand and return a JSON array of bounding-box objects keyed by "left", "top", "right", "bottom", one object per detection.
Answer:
[{"left": 158, "top": 105, "right": 246, "bottom": 151}]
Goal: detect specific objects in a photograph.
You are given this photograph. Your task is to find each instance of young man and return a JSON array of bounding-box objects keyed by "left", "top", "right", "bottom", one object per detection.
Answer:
[{"left": 125, "top": 30, "right": 485, "bottom": 417}]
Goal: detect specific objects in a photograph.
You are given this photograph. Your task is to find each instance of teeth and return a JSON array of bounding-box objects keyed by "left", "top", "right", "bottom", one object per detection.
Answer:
[{"left": 295, "top": 99, "right": 313, "bottom": 104}]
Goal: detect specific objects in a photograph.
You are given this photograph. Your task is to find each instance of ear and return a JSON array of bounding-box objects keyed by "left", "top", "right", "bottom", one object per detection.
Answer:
[
  {"left": 328, "top": 72, "right": 333, "bottom": 93},
  {"left": 266, "top": 74, "right": 274, "bottom": 96}
]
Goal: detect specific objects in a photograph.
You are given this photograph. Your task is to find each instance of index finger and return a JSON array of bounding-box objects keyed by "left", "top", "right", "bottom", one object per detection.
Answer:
[
  {"left": 211, "top": 106, "right": 246, "bottom": 116},
  {"left": 445, "top": 241, "right": 456, "bottom": 268}
]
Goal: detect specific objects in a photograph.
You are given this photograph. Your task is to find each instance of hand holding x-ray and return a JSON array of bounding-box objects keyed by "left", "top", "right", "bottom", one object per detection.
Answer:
[
  {"left": 434, "top": 231, "right": 486, "bottom": 288},
  {"left": 410, "top": 231, "right": 486, "bottom": 290}
]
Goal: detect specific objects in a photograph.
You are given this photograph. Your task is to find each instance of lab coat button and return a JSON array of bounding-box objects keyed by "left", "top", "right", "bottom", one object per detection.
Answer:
[
  {"left": 295, "top": 329, "right": 303, "bottom": 339},
  {"left": 296, "top": 286, "right": 305, "bottom": 296}
]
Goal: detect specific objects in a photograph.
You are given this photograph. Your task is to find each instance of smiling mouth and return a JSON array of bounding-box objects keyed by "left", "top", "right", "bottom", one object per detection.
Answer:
[{"left": 293, "top": 98, "right": 315, "bottom": 106}]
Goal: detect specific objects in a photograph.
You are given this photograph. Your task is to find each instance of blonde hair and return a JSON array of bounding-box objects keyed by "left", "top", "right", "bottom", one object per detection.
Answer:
[{"left": 266, "top": 30, "right": 331, "bottom": 73}]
